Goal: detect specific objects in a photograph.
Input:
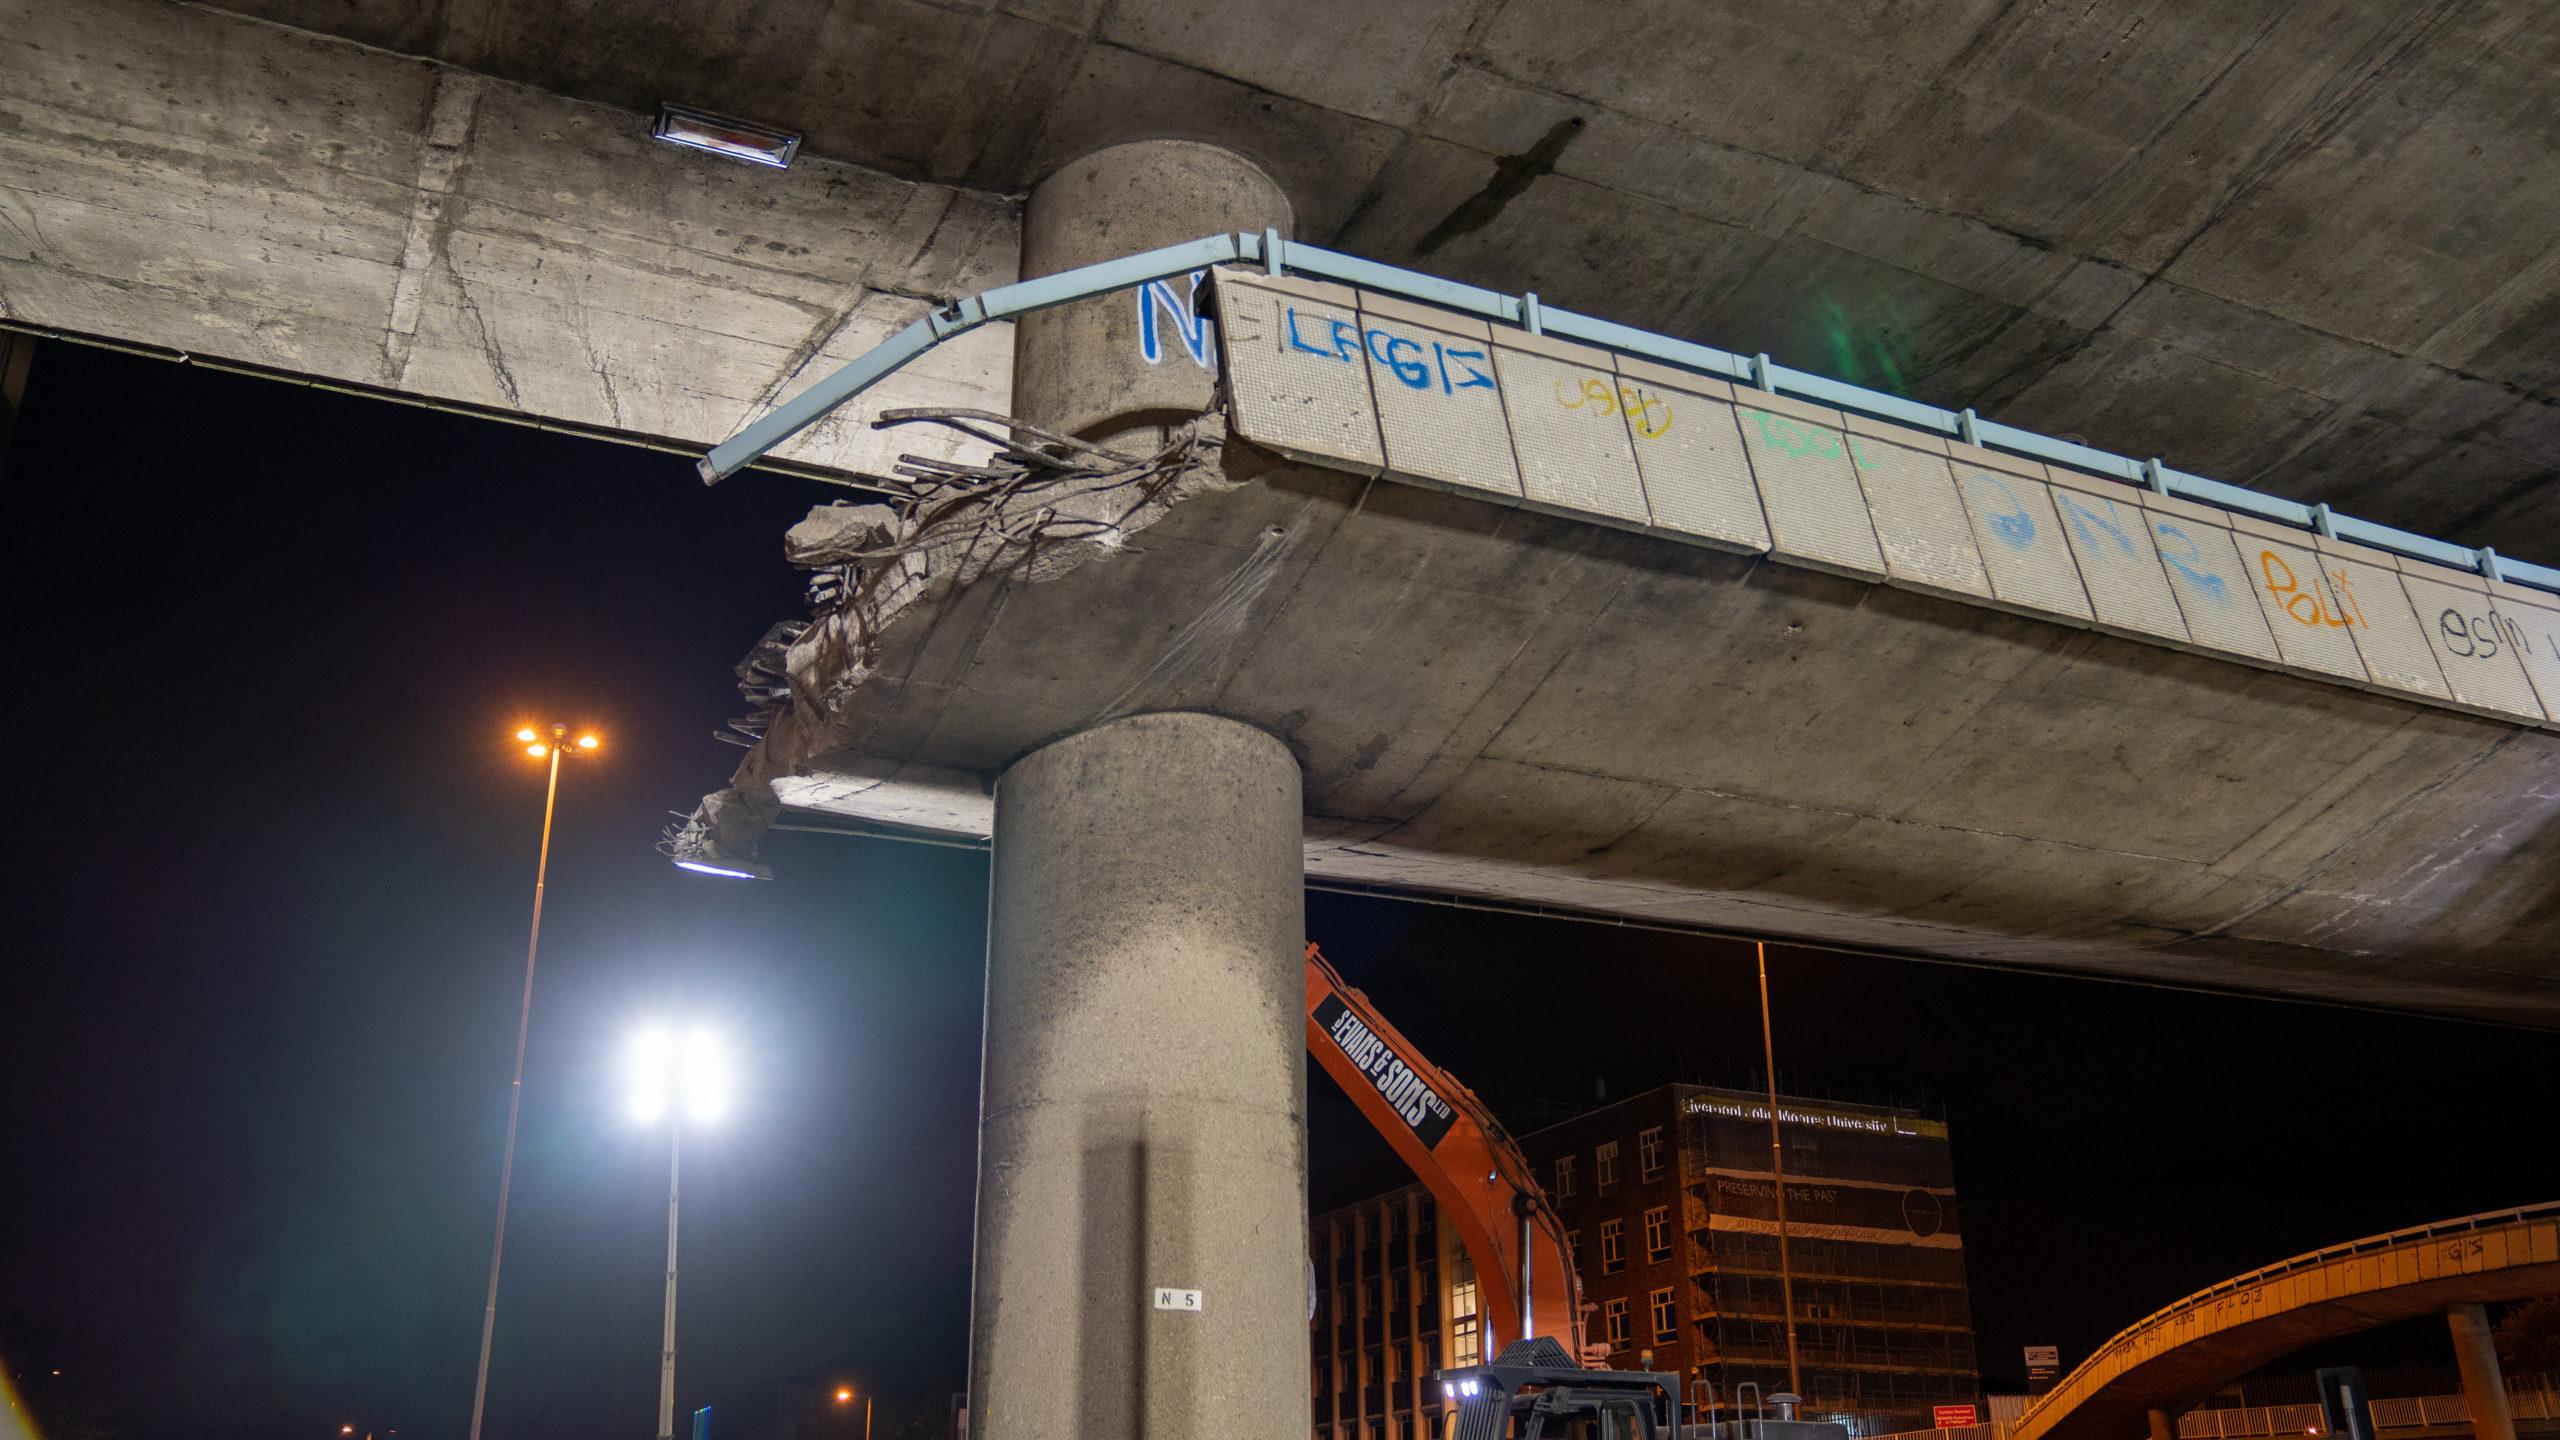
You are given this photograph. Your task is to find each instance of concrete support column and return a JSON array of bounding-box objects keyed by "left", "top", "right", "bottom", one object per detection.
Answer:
[
  {"left": 967, "top": 712, "right": 1307, "bottom": 1440},
  {"left": 2149, "top": 1408, "right": 2179, "bottom": 1440},
  {"left": 2448, "top": 1303, "right": 2517, "bottom": 1440},
  {"left": 1013, "top": 140, "right": 1294, "bottom": 442}
]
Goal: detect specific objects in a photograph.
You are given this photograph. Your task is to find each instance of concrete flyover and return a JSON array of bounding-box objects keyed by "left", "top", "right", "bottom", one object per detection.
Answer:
[
  {"left": 16, "top": 0, "right": 2560, "bottom": 1024},
  {"left": 2011, "top": 1203, "right": 2560, "bottom": 1440}
]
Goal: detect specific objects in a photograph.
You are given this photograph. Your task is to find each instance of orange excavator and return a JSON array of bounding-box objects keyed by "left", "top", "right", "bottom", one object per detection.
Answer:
[{"left": 1303, "top": 942, "right": 1596, "bottom": 1364}]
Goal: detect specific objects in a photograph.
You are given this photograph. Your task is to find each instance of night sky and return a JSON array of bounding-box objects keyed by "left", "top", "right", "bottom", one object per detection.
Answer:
[{"left": 3, "top": 341, "right": 2554, "bottom": 1440}]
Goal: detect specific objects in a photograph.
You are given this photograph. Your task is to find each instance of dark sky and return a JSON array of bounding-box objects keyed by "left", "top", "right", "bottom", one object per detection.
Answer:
[{"left": 3, "top": 341, "right": 2553, "bottom": 1440}]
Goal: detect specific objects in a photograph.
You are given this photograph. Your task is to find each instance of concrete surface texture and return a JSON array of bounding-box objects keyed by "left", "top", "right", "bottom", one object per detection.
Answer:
[
  {"left": 726, "top": 436, "right": 2560, "bottom": 1027},
  {"left": 19, "top": 0, "right": 2560, "bottom": 1022},
  {"left": 972, "top": 713, "right": 1308, "bottom": 1440},
  {"left": 2011, "top": 1207, "right": 2558, "bottom": 1440},
  {"left": 1014, "top": 140, "right": 1293, "bottom": 439},
  {"left": 0, "top": 0, "right": 1015, "bottom": 477},
  {"left": 143, "top": 0, "right": 2560, "bottom": 566}
]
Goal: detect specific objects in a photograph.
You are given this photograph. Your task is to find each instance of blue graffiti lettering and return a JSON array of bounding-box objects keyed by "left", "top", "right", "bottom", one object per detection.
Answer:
[
  {"left": 1972, "top": 475, "right": 2036, "bottom": 550},
  {"left": 1366, "top": 329, "right": 1432, "bottom": 389},
  {"left": 1329, "top": 318, "right": 1360, "bottom": 362},
  {"left": 2056, "top": 490, "right": 2137, "bottom": 556},
  {"left": 1137, "top": 270, "right": 1214, "bottom": 369},
  {"left": 1285, "top": 307, "right": 1338, "bottom": 360},
  {"left": 1439, "top": 346, "right": 1495, "bottom": 392},
  {"left": 2153, "top": 523, "right": 2231, "bottom": 606}
]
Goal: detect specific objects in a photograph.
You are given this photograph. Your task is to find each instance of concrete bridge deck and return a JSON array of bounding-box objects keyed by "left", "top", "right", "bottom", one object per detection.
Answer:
[{"left": 13, "top": 0, "right": 2560, "bottom": 1026}]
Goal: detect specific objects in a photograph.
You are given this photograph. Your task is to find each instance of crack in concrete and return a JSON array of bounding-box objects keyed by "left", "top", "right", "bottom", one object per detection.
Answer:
[{"left": 381, "top": 69, "right": 482, "bottom": 390}]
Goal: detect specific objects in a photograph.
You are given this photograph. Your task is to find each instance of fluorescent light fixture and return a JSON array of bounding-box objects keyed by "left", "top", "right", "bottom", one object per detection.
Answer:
[
  {"left": 674, "top": 856, "right": 769, "bottom": 881},
  {"left": 653, "top": 104, "right": 799, "bottom": 168}
]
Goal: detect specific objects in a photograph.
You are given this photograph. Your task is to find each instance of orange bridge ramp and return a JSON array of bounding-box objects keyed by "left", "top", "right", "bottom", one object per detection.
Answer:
[{"left": 2014, "top": 1204, "right": 2560, "bottom": 1440}]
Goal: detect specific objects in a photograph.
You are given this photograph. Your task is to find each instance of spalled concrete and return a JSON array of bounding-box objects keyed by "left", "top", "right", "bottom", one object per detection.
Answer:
[{"left": 971, "top": 713, "right": 1308, "bottom": 1440}]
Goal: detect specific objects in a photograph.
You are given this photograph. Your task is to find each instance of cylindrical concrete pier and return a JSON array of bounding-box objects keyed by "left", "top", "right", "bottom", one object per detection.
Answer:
[
  {"left": 966, "top": 711, "right": 1307, "bottom": 1440},
  {"left": 2448, "top": 1303, "right": 2517, "bottom": 1440},
  {"left": 1013, "top": 140, "right": 1295, "bottom": 441}
]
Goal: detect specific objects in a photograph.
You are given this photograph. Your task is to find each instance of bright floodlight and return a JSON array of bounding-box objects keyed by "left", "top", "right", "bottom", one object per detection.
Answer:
[
  {"left": 516, "top": 727, "right": 537, "bottom": 742},
  {"left": 577, "top": 735, "right": 598, "bottom": 749},
  {"left": 629, "top": 1026, "right": 674, "bottom": 1121},
  {"left": 630, "top": 1025, "right": 728, "bottom": 1123}
]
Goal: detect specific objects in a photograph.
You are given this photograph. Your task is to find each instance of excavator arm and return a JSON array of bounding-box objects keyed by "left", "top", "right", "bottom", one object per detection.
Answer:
[{"left": 1305, "top": 943, "right": 1591, "bottom": 1363}]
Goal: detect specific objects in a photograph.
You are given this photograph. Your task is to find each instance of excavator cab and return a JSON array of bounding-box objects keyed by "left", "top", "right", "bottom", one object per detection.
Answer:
[{"left": 1438, "top": 1338, "right": 1681, "bottom": 1440}]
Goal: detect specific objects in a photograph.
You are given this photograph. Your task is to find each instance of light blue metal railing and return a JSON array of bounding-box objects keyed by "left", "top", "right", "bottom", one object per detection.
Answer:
[{"left": 697, "top": 231, "right": 2560, "bottom": 598}]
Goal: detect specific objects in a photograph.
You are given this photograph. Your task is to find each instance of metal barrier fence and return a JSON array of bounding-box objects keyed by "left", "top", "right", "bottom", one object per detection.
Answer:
[
  {"left": 2072, "top": 1205, "right": 2560, "bottom": 1398},
  {"left": 701, "top": 229, "right": 2560, "bottom": 602}
]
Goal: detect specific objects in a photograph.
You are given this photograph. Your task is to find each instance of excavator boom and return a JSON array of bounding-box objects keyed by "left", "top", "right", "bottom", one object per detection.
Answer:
[{"left": 1305, "top": 944, "right": 1587, "bottom": 1361}]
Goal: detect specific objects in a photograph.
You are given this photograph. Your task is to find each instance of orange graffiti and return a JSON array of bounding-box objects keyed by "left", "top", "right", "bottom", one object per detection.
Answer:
[{"left": 2258, "top": 550, "right": 2364, "bottom": 628}]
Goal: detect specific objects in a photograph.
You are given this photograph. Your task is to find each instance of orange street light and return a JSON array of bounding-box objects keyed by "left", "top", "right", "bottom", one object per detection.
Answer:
[{"left": 468, "top": 722, "right": 601, "bottom": 1440}]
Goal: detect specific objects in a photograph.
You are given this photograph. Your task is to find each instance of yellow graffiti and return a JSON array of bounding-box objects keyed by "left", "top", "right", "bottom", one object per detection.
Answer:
[
  {"left": 2258, "top": 550, "right": 2366, "bottom": 629},
  {"left": 1555, "top": 377, "right": 1673, "bottom": 438}
]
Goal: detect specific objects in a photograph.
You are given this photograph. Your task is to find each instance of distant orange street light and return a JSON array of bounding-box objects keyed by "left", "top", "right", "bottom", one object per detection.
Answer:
[{"left": 467, "top": 721, "right": 601, "bottom": 1440}]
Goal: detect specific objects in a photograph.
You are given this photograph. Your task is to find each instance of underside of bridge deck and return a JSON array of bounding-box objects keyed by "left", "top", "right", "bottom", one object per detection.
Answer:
[{"left": 694, "top": 426, "right": 2560, "bottom": 1028}]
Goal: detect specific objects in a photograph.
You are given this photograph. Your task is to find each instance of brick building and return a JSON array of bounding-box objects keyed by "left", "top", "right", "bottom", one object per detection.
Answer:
[
  {"left": 1308, "top": 1085, "right": 1979, "bottom": 1440},
  {"left": 1520, "top": 1086, "right": 1979, "bottom": 1434}
]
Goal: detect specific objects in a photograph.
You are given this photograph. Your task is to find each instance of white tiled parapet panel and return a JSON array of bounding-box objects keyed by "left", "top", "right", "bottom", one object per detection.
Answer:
[
  {"left": 1613, "top": 358, "right": 1770, "bottom": 554},
  {"left": 1490, "top": 330, "right": 1650, "bottom": 527},
  {"left": 2245, "top": 533, "right": 2387, "bottom": 684},
  {"left": 2047, "top": 479, "right": 2190, "bottom": 643},
  {"left": 1215, "top": 271, "right": 1385, "bottom": 476},
  {"left": 2490, "top": 585, "right": 2560, "bottom": 720},
  {"left": 1353, "top": 292, "right": 1522, "bottom": 501},
  {"left": 2141, "top": 496, "right": 2284, "bottom": 662},
  {"left": 2402, "top": 570, "right": 2549, "bottom": 720},
  {"left": 1841, "top": 425, "right": 1989, "bottom": 600},
  {"left": 1735, "top": 397, "right": 1888, "bottom": 579},
  {"left": 1210, "top": 268, "right": 2560, "bottom": 733},
  {"left": 1952, "top": 451, "right": 2094, "bottom": 623}
]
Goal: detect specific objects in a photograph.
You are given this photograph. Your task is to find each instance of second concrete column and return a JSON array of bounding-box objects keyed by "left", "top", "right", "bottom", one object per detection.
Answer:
[{"left": 967, "top": 712, "right": 1307, "bottom": 1440}]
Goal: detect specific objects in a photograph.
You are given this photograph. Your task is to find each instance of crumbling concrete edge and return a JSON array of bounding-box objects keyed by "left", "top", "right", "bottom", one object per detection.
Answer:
[{"left": 664, "top": 413, "right": 1246, "bottom": 872}]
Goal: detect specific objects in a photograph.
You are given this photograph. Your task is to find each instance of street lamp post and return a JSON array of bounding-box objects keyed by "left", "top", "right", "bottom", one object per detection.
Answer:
[
  {"left": 468, "top": 723, "right": 599, "bottom": 1440},
  {"left": 630, "top": 1026, "right": 730, "bottom": 1440}
]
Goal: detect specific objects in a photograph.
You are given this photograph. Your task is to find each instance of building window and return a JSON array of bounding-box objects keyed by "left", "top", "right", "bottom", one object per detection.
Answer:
[
  {"left": 1450, "top": 1277, "right": 1481, "bottom": 1367},
  {"left": 1650, "top": 1287, "right": 1677, "bottom": 1342},
  {"left": 1596, "top": 1140, "right": 1620, "bottom": 1194},
  {"left": 1566, "top": 1229, "right": 1581, "bottom": 1264},
  {"left": 1555, "top": 1154, "right": 1577, "bottom": 1200},
  {"left": 1638, "top": 1126, "right": 1665, "bottom": 1182},
  {"left": 1604, "top": 1297, "right": 1630, "bottom": 1347},
  {"left": 1643, "top": 1206, "right": 1671, "bottom": 1264},
  {"left": 1599, "top": 1218, "right": 1625, "bottom": 1274}
]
